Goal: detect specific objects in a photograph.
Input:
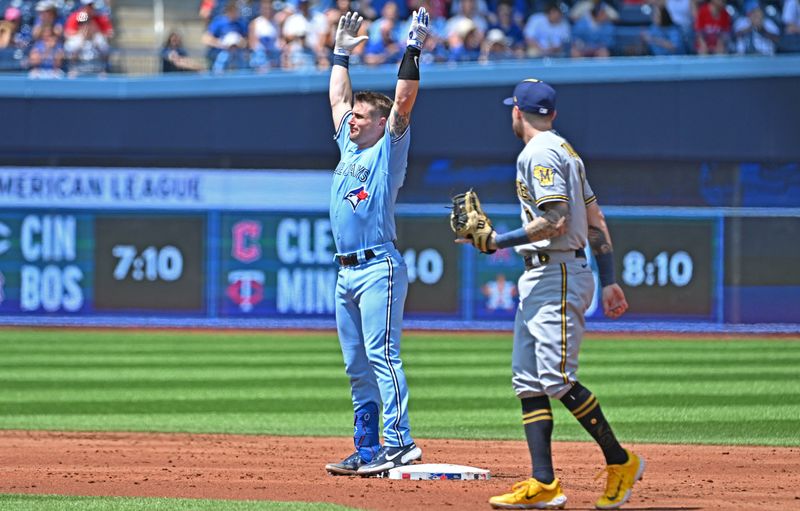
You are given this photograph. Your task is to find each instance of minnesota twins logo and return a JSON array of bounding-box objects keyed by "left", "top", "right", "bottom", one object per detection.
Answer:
[
  {"left": 227, "top": 270, "right": 265, "bottom": 312},
  {"left": 344, "top": 186, "right": 369, "bottom": 211}
]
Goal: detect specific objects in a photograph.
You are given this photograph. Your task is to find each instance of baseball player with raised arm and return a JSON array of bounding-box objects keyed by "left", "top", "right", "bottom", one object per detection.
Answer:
[
  {"left": 323, "top": 9, "right": 429, "bottom": 477},
  {"left": 451, "top": 79, "right": 645, "bottom": 509}
]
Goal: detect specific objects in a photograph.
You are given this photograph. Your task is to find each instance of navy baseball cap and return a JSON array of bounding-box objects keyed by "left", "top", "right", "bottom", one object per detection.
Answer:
[{"left": 503, "top": 79, "right": 557, "bottom": 115}]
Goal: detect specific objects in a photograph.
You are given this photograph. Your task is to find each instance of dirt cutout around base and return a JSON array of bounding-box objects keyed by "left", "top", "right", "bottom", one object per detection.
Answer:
[{"left": 1, "top": 431, "right": 798, "bottom": 510}]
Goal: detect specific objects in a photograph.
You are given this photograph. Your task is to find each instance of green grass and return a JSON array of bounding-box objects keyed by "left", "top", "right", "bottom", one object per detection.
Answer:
[
  {"left": 0, "top": 494, "right": 358, "bottom": 511},
  {"left": 0, "top": 329, "right": 798, "bottom": 446}
]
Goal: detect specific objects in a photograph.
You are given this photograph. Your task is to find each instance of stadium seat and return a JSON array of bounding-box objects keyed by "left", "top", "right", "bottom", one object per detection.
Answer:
[
  {"left": 0, "top": 47, "right": 23, "bottom": 72},
  {"left": 617, "top": 4, "right": 651, "bottom": 25},
  {"left": 778, "top": 34, "right": 800, "bottom": 53},
  {"left": 613, "top": 25, "right": 647, "bottom": 55}
]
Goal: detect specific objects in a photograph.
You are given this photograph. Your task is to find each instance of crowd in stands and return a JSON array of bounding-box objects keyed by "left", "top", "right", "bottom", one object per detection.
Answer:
[
  {"left": 180, "top": 0, "right": 800, "bottom": 73},
  {"left": 1, "top": 0, "right": 797, "bottom": 76},
  {"left": 0, "top": 0, "right": 113, "bottom": 76}
]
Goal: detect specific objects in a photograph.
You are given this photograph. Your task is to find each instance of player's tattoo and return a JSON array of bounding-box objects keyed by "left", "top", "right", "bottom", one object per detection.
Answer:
[
  {"left": 389, "top": 108, "right": 410, "bottom": 137},
  {"left": 524, "top": 202, "right": 569, "bottom": 242},
  {"left": 588, "top": 225, "right": 612, "bottom": 254}
]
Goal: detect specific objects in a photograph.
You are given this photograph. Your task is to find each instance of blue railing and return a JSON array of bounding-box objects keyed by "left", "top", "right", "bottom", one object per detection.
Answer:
[{"left": 1, "top": 53, "right": 799, "bottom": 98}]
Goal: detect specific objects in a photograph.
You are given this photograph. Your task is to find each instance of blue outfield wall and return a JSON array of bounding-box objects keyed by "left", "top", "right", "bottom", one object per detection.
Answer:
[{"left": 1, "top": 56, "right": 800, "bottom": 166}]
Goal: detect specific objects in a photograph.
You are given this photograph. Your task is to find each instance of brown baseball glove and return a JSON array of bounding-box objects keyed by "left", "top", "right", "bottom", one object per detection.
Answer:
[{"left": 450, "top": 189, "right": 496, "bottom": 254}]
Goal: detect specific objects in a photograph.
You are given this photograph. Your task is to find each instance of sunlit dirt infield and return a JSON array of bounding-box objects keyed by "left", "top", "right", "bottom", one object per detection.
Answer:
[{"left": 2, "top": 430, "right": 798, "bottom": 510}]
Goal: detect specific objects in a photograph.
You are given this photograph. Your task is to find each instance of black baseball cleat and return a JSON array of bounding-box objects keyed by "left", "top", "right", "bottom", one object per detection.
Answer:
[
  {"left": 356, "top": 443, "right": 422, "bottom": 477},
  {"left": 325, "top": 451, "right": 366, "bottom": 475}
]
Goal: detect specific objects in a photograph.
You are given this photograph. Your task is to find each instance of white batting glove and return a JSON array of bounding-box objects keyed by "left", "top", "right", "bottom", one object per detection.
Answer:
[
  {"left": 406, "top": 7, "right": 430, "bottom": 50},
  {"left": 334, "top": 11, "right": 368, "bottom": 56}
]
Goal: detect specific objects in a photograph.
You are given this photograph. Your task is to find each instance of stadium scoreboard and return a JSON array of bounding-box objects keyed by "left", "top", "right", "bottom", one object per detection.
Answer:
[{"left": 1, "top": 168, "right": 793, "bottom": 325}]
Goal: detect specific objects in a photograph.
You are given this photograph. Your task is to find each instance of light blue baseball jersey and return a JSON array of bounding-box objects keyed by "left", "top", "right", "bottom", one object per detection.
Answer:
[{"left": 330, "top": 111, "right": 411, "bottom": 254}]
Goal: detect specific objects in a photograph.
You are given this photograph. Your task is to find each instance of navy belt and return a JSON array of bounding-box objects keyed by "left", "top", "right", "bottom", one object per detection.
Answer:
[
  {"left": 524, "top": 250, "right": 585, "bottom": 270},
  {"left": 337, "top": 249, "right": 376, "bottom": 267}
]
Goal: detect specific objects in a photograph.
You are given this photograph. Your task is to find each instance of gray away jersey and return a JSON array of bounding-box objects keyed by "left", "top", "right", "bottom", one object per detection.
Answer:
[{"left": 513, "top": 130, "right": 597, "bottom": 255}]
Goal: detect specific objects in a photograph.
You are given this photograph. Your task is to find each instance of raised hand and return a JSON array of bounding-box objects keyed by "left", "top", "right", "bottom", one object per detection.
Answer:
[
  {"left": 334, "top": 11, "right": 369, "bottom": 55},
  {"left": 406, "top": 7, "right": 430, "bottom": 50}
]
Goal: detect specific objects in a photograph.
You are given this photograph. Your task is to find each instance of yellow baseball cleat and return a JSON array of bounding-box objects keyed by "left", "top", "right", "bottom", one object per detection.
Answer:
[
  {"left": 595, "top": 450, "right": 645, "bottom": 509},
  {"left": 489, "top": 477, "right": 567, "bottom": 509}
]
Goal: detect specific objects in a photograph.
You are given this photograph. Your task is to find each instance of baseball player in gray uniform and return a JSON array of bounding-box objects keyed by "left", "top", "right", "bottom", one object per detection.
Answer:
[{"left": 455, "top": 79, "right": 645, "bottom": 510}]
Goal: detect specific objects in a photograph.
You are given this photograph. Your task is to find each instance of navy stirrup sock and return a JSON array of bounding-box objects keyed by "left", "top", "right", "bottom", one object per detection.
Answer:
[
  {"left": 560, "top": 383, "right": 627, "bottom": 465},
  {"left": 522, "top": 395, "right": 555, "bottom": 483}
]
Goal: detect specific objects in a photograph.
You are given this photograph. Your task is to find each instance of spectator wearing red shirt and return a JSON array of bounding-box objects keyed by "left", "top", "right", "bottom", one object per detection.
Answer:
[
  {"left": 65, "top": 0, "right": 114, "bottom": 39},
  {"left": 695, "top": 0, "right": 731, "bottom": 54}
]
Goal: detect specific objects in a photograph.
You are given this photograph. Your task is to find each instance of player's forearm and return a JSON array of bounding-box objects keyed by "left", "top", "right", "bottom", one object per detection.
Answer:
[
  {"left": 524, "top": 206, "right": 568, "bottom": 242},
  {"left": 394, "top": 79, "right": 419, "bottom": 115},
  {"left": 587, "top": 203, "right": 617, "bottom": 287},
  {"left": 492, "top": 203, "right": 568, "bottom": 250},
  {"left": 588, "top": 224, "right": 613, "bottom": 254},
  {"left": 329, "top": 63, "right": 352, "bottom": 109},
  {"left": 586, "top": 203, "right": 613, "bottom": 255},
  {"left": 389, "top": 80, "right": 418, "bottom": 136}
]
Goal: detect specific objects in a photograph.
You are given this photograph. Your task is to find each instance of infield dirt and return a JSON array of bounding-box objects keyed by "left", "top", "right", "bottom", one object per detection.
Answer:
[{"left": 1, "top": 430, "right": 798, "bottom": 510}]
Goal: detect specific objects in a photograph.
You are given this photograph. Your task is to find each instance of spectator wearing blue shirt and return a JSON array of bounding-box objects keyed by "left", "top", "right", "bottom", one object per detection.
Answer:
[
  {"left": 734, "top": 3, "right": 780, "bottom": 55},
  {"left": 524, "top": 3, "right": 571, "bottom": 57},
  {"left": 446, "top": 0, "right": 488, "bottom": 38},
  {"left": 28, "top": 25, "right": 65, "bottom": 78},
  {"left": 448, "top": 17, "right": 483, "bottom": 61},
  {"left": 363, "top": 17, "right": 403, "bottom": 65},
  {"left": 488, "top": 1, "right": 525, "bottom": 56},
  {"left": 784, "top": 0, "right": 800, "bottom": 34},
  {"left": 485, "top": 0, "right": 526, "bottom": 25},
  {"left": 203, "top": 1, "right": 250, "bottom": 67},
  {"left": 280, "top": 10, "right": 318, "bottom": 70},
  {"left": 479, "top": 27, "right": 516, "bottom": 60},
  {"left": 201, "top": 0, "right": 256, "bottom": 25},
  {"left": 33, "top": 1, "right": 64, "bottom": 41},
  {"left": 285, "top": 0, "right": 330, "bottom": 68},
  {"left": 371, "top": 0, "right": 409, "bottom": 20},
  {"left": 642, "top": 4, "right": 685, "bottom": 55},
  {"left": 571, "top": 2, "right": 614, "bottom": 57},
  {"left": 161, "top": 31, "right": 203, "bottom": 72},
  {"left": 368, "top": 1, "right": 402, "bottom": 43},
  {"left": 249, "top": 0, "right": 281, "bottom": 70}
]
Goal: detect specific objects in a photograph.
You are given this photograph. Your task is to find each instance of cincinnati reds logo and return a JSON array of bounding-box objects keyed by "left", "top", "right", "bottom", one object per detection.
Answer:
[{"left": 344, "top": 186, "right": 369, "bottom": 211}]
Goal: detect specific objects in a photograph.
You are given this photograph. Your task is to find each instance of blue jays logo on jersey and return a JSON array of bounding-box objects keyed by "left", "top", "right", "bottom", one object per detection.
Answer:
[{"left": 344, "top": 186, "right": 370, "bottom": 211}]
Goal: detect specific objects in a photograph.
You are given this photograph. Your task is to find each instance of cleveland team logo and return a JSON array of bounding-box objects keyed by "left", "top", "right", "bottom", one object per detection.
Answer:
[{"left": 344, "top": 186, "right": 369, "bottom": 211}]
